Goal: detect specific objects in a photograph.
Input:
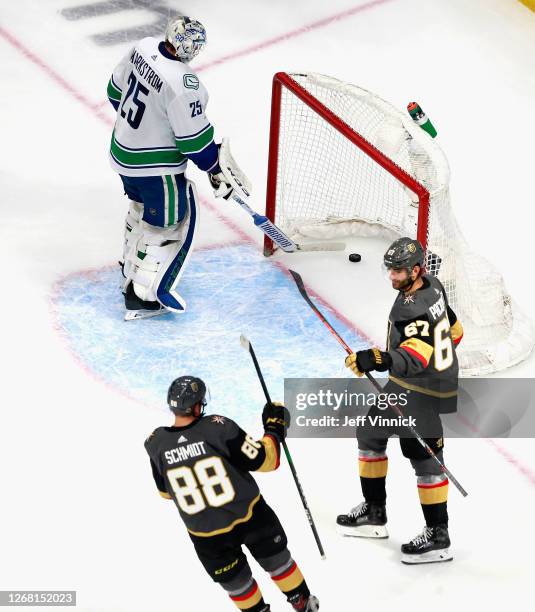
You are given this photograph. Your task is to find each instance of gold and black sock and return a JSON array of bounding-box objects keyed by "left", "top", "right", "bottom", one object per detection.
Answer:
[
  {"left": 359, "top": 452, "right": 388, "bottom": 504},
  {"left": 417, "top": 476, "right": 449, "bottom": 526}
]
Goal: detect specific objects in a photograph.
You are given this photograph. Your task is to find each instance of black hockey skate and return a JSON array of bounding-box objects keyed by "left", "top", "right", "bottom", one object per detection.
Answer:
[
  {"left": 123, "top": 282, "right": 167, "bottom": 321},
  {"left": 401, "top": 524, "right": 452, "bottom": 564},
  {"left": 290, "top": 594, "right": 319, "bottom": 611},
  {"left": 336, "top": 501, "right": 388, "bottom": 538}
]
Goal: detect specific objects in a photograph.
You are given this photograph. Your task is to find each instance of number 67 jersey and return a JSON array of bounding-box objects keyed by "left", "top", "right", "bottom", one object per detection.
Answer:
[
  {"left": 107, "top": 37, "right": 214, "bottom": 177},
  {"left": 387, "top": 274, "right": 464, "bottom": 413},
  {"left": 144, "top": 415, "right": 280, "bottom": 537}
]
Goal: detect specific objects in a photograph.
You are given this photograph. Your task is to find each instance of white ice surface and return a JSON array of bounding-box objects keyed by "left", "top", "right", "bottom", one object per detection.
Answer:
[{"left": 1, "top": 1, "right": 535, "bottom": 610}]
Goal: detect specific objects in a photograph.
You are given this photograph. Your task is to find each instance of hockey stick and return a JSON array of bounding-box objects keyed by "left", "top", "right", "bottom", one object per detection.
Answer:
[
  {"left": 218, "top": 138, "right": 344, "bottom": 253},
  {"left": 239, "top": 334, "right": 327, "bottom": 559},
  {"left": 231, "top": 193, "right": 345, "bottom": 253},
  {"left": 289, "top": 269, "right": 468, "bottom": 498}
]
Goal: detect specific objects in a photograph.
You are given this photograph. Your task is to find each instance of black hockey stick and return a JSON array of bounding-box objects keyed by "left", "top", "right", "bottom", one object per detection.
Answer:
[
  {"left": 289, "top": 269, "right": 468, "bottom": 498},
  {"left": 239, "top": 334, "right": 327, "bottom": 559}
]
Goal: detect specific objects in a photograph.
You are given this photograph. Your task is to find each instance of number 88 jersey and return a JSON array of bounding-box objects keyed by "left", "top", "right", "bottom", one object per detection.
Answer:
[
  {"left": 386, "top": 274, "right": 464, "bottom": 413},
  {"left": 144, "top": 415, "right": 280, "bottom": 537}
]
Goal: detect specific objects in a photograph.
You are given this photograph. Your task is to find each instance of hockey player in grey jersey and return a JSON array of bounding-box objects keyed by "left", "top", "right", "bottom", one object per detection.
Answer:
[
  {"left": 145, "top": 376, "right": 319, "bottom": 612},
  {"left": 337, "top": 237, "right": 464, "bottom": 564},
  {"left": 107, "top": 16, "right": 247, "bottom": 320}
]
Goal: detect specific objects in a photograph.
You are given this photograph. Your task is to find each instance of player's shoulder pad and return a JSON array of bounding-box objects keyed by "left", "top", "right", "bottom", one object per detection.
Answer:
[
  {"left": 182, "top": 72, "right": 201, "bottom": 92},
  {"left": 201, "top": 414, "right": 237, "bottom": 429},
  {"left": 199, "top": 414, "right": 240, "bottom": 441},
  {"left": 424, "top": 274, "right": 448, "bottom": 302},
  {"left": 144, "top": 427, "right": 165, "bottom": 448}
]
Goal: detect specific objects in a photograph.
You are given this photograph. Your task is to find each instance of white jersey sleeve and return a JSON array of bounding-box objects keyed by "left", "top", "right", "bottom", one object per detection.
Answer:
[
  {"left": 107, "top": 46, "right": 134, "bottom": 110},
  {"left": 167, "top": 82, "right": 216, "bottom": 171}
]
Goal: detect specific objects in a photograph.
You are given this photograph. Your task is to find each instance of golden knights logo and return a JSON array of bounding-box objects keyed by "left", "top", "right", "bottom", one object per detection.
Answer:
[{"left": 408, "top": 243, "right": 416, "bottom": 253}]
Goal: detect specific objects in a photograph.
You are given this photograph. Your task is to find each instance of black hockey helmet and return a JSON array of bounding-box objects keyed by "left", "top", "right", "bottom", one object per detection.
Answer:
[
  {"left": 384, "top": 237, "right": 424, "bottom": 271},
  {"left": 167, "top": 376, "right": 207, "bottom": 416}
]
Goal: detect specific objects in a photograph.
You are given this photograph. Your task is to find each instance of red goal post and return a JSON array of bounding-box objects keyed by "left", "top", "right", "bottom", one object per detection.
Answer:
[
  {"left": 261, "top": 71, "right": 535, "bottom": 376},
  {"left": 264, "top": 72, "right": 430, "bottom": 257}
]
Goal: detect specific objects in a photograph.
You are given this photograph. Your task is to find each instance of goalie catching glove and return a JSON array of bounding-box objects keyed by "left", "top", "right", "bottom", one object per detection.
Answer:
[
  {"left": 262, "top": 401, "right": 291, "bottom": 442},
  {"left": 345, "top": 348, "right": 393, "bottom": 377}
]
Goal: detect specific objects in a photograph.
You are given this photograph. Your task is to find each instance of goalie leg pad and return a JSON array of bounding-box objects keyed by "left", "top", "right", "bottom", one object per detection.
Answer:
[
  {"left": 122, "top": 200, "right": 143, "bottom": 278},
  {"left": 126, "top": 181, "right": 199, "bottom": 312}
]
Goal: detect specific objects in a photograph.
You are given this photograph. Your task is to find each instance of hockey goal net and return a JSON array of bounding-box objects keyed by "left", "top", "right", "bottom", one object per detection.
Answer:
[{"left": 264, "top": 72, "right": 534, "bottom": 375}]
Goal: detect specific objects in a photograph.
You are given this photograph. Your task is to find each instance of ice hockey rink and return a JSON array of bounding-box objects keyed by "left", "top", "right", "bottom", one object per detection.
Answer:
[{"left": 1, "top": 0, "right": 535, "bottom": 610}]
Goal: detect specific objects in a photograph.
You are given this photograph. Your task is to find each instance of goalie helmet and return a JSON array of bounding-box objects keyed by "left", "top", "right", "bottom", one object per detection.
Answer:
[
  {"left": 165, "top": 16, "right": 207, "bottom": 62},
  {"left": 384, "top": 237, "right": 424, "bottom": 270},
  {"left": 167, "top": 376, "right": 207, "bottom": 416}
]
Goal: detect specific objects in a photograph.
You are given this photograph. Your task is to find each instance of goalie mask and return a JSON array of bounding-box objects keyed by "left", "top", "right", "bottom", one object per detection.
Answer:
[
  {"left": 165, "top": 16, "right": 207, "bottom": 62},
  {"left": 167, "top": 376, "right": 207, "bottom": 416}
]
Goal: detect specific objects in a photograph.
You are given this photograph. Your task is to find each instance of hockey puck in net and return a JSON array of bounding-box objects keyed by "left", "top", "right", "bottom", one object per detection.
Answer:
[{"left": 349, "top": 253, "right": 361, "bottom": 262}]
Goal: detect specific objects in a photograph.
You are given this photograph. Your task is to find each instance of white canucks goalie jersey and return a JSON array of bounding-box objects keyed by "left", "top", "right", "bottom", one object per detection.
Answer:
[{"left": 107, "top": 37, "right": 217, "bottom": 177}]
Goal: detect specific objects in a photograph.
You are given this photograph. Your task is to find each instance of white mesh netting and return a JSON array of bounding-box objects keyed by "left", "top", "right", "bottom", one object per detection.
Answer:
[{"left": 271, "top": 72, "right": 535, "bottom": 375}]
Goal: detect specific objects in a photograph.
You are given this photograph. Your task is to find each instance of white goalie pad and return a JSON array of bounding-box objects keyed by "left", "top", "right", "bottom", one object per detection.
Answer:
[
  {"left": 125, "top": 181, "right": 199, "bottom": 312},
  {"left": 218, "top": 137, "right": 252, "bottom": 197},
  {"left": 122, "top": 200, "right": 143, "bottom": 278}
]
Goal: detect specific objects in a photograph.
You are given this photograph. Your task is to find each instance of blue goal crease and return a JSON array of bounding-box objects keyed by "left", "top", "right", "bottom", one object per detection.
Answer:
[{"left": 53, "top": 245, "right": 372, "bottom": 429}]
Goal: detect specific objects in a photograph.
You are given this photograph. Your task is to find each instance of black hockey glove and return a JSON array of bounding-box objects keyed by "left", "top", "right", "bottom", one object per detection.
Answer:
[
  {"left": 262, "top": 402, "right": 290, "bottom": 442},
  {"left": 345, "top": 348, "right": 392, "bottom": 376}
]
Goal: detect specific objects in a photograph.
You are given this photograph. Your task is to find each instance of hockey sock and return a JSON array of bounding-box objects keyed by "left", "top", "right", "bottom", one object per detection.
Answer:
[
  {"left": 417, "top": 475, "right": 449, "bottom": 526},
  {"left": 359, "top": 452, "right": 388, "bottom": 504},
  {"left": 270, "top": 560, "right": 310, "bottom": 609},
  {"left": 228, "top": 579, "right": 268, "bottom": 611}
]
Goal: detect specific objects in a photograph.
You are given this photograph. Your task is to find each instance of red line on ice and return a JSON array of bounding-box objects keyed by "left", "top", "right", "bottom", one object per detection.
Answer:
[
  {"left": 0, "top": 25, "right": 114, "bottom": 127},
  {"left": 484, "top": 439, "right": 535, "bottom": 486},
  {"left": 195, "top": 0, "right": 395, "bottom": 72}
]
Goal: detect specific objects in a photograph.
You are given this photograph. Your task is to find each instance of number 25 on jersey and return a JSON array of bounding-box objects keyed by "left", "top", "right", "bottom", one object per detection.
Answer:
[{"left": 120, "top": 72, "right": 149, "bottom": 129}]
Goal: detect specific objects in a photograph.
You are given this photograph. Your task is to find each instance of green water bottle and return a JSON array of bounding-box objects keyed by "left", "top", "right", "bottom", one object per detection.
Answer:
[{"left": 407, "top": 101, "right": 437, "bottom": 138}]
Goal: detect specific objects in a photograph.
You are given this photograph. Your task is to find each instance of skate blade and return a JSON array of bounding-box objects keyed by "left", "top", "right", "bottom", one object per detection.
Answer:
[
  {"left": 124, "top": 308, "right": 169, "bottom": 321},
  {"left": 401, "top": 548, "right": 453, "bottom": 565},
  {"left": 336, "top": 524, "right": 389, "bottom": 539}
]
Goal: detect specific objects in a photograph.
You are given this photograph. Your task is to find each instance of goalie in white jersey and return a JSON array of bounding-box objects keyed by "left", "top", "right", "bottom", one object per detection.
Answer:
[{"left": 107, "top": 16, "right": 243, "bottom": 320}]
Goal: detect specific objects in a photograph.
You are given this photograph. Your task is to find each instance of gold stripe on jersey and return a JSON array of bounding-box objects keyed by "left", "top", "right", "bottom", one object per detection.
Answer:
[
  {"left": 389, "top": 376, "right": 458, "bottom": 398},
  {"left": 159, "top": 491, "right": 172, "bottom": 500},
  {"left": 399, "top": 337, "right": 434, "bottom": 367},
  {"left": 418, "top": 480, "right": 449, "bottom": 505},
  {"left": 187, "top": 494, "right": 261, "bottom": 537},
  {"left": 359, "top": 456, "right": 388, "bottom": 478},
  {"left": 257, "top": 435, "right": 280, "bottom": 472},
  {"left": 450, "top": 319, "right": 464, "bottom": 345}
]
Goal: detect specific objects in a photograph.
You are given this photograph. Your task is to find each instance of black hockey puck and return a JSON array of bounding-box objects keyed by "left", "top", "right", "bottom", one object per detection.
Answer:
[{"left": 349, "top": 253, "right": 361, "bottom": 262}]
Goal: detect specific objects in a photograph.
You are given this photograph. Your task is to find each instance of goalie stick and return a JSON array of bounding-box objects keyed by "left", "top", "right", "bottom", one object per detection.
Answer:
[
  {"left": 289, "top": 269, "right": 468, "bottom": 498},
  {"left": 218, "top": 138, "right": 345, "bottom": 253},
  {"left": 239, "top": 334, "right": 327, "bottom": 559}
]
